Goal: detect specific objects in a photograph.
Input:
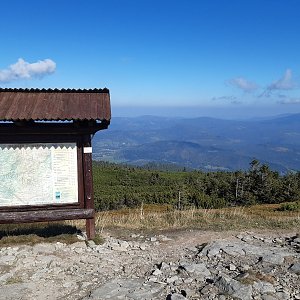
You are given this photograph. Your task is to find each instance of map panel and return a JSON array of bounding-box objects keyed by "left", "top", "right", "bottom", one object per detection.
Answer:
[{"left": 0, "top": 143, "right": 78, "bottom": 206}]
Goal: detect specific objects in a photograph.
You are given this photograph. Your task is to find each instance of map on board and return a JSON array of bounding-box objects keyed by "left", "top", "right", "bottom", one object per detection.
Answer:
[{"left": 0, "top": 143, "right": 78, "bottom": 207}]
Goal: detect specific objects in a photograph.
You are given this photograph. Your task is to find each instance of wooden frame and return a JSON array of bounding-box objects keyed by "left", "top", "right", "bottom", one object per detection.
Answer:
[{"left": 0, "top": 122, "right": 98, "bottom": 239}]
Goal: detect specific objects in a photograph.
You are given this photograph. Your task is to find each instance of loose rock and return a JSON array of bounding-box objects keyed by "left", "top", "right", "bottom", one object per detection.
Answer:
[{"left": 0, "top": 231, "right": 299, "bottom": 299}]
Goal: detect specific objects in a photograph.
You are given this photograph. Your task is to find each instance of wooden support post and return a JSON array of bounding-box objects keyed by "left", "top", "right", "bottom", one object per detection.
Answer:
[
  {"left": 83, "top": 135, "right": 96, "bottom": 240},
  {"left": 86, "top": 218, "right": 95, "bottom": 240},
  {"left": 0, "top": 209, "right": 94, "bottom": 224}
]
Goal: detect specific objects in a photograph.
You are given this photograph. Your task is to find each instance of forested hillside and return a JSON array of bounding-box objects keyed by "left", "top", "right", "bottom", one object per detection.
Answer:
[{"left": 93, "top": 160, "right": 300, "bottom": 211}]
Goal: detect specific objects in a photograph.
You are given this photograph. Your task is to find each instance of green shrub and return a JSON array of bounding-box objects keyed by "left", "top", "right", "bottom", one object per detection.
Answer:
[{"left": 278, "top": 201, "right": 300, "bottom": 211}]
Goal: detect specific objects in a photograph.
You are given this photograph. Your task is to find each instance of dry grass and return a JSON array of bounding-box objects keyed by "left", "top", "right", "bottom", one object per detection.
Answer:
[
  {"left": 92, "top": 204, "right": 300, "bottom": 232},
  {"left": 1, "top": 204, "right": 299, "bottom": 245},
  {"left": 237, "top": 270, "right": 276, "bottom": 285},
  {"left": 5, "top": 276, "right": 23, "bottom": 285}
]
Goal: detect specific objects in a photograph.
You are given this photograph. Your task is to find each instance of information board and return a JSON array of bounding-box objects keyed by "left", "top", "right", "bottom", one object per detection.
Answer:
[{"left": 0, "top": 143, "right": 78, "bottom": 207}]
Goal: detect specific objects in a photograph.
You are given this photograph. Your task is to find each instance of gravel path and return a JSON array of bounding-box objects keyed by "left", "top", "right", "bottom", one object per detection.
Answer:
[{"left": 0, "top": 230, "right": 299, "bottom": 299}]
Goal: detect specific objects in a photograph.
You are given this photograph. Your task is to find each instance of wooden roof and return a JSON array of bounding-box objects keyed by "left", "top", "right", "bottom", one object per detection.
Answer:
[{"left": 0, "top": 88, "right": 111, "bottom": 121}]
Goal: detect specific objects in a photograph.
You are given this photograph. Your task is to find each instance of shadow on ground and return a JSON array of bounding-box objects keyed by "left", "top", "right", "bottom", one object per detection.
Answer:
[{"left": 0, "top": 223, "right": 81, "bottom": 242}]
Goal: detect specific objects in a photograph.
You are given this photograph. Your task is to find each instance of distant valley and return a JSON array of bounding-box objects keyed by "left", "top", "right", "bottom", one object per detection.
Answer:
[{"left": 92, "top": 113, "right": 300, "bottom": 173}]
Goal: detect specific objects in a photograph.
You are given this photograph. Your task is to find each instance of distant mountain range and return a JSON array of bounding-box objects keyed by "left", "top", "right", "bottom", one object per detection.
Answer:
[{"left": 92, "top": 113, "right": 300, "bottom": 173}]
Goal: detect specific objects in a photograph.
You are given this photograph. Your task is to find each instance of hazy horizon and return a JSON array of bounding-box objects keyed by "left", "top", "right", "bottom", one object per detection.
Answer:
[{"left": 112, "top": 104, "right": 299, "bottom": 120}]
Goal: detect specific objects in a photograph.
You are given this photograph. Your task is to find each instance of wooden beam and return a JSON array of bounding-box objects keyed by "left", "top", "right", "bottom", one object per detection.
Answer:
[
  {"left": 0, "top": 209, "right": 94, "bottom": 224},
  {"left": 83, "top": 135, "right": 96, "bottom": 240},
  {"left": 0, "top": 121, "right": 109, "bottom": 136}
]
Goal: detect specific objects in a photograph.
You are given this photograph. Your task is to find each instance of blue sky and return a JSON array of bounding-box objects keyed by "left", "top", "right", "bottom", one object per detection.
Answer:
[{"left": 1, "top": 0, "right": 300, "bottom": 118}]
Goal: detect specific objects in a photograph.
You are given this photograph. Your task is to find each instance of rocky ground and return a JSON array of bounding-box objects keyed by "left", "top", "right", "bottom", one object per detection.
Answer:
[{"left": 0, "top": 229, "right": 299, "bottom": 300}]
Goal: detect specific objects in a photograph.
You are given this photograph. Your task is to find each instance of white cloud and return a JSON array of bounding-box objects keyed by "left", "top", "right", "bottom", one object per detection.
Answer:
[
  {"left": 211, "top": 95, "right": 241, "bottom": 105},
  {"left": 211, "top": 95, "right": 237, "bottom": 101},
  {"left": 278, "top": 97, "right": 300, "bottom": 104},
  {"left": 0, "top": 58, "right": 56, "bottom": 83},
  {"left": 259, "top": 69, "right": 297, "bottom": 98},
  {"left": 268, "top": 69, "right": 295, "bottom": 91},
  {"left": 228, "top": 77, "right": 258, "bottom": 92},
  {"left": 231, "top": 100, "right": 242, "bottom": 105}
]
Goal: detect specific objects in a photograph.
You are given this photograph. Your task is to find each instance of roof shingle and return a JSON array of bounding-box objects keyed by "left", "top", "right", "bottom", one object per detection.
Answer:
[{"left": 0, "top": 88, "right": 111, "bottom": 121}]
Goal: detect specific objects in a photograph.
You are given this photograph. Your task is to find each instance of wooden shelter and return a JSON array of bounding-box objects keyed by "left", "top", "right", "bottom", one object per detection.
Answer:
[{"left": 0, "top": 88, "right": 111, "bottom": 239}]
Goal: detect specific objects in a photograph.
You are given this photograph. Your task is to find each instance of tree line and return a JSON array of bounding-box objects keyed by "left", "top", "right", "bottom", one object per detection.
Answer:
[{"left": 92, "top": 160, "right": 300, "bottom": 211}]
